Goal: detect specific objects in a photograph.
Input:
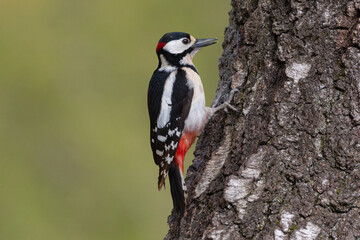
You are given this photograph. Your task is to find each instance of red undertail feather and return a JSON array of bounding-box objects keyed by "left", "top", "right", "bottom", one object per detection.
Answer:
[{"left": 174, "top": 132, "right": 197, "bottom": 174}]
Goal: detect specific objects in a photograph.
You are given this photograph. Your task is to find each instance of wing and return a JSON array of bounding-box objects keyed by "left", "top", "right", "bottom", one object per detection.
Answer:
[
  {"left": 148, "top": 70, "right": 169, "bottom": 132},
  {"left": 147, "top": 69, "right": 193, "bottom": 189}
]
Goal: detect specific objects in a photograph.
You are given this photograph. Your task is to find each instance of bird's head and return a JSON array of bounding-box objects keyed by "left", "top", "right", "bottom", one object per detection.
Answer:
[{"left": 155, "top": 32, "right": 217, "bottom": 68}]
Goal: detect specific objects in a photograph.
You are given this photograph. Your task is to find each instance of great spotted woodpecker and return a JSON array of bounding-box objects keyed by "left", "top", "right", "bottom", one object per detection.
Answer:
[{"left": 147, "top": 32, "right": 238, "bottom": 215}]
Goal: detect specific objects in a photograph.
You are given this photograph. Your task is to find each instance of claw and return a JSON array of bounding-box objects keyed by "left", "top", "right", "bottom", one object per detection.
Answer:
[
  {"left": 227, "top": 88, "right": 240, "bottom": 103},
  {"left": 226, "top": 89, "right": 239, "bottom": 104},
  {"left": 224, "top": 88, "right": 239, "bottom": 112},
  {"left": 212, "top": 88, "right": 240, "bottom": 114},
  {"left": 224, "top": 102, "right": 239, "bottom": 112}
]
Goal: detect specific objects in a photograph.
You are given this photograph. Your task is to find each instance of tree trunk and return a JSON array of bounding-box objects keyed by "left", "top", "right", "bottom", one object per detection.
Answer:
[{"left": 166, "top": 0, "right": 360, "bottom": 239}]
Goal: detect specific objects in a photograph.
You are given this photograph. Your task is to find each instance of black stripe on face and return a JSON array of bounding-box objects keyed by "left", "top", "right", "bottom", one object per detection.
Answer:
[
  {"left": 159, "top": 48, "right": 196, "bottom": 67},
  {"left": 181, "top": 64, "right": 198, "bottom": 74}
]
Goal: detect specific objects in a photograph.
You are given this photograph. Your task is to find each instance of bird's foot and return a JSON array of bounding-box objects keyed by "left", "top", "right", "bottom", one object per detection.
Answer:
[{"left": 213, "top": 88, "right": 239, "bottom": 113}]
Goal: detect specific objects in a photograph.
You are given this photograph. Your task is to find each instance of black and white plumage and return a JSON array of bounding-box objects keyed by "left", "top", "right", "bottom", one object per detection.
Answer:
[
  {"left": 148, "top": 68, "right": 193, "bottom": 187},
  {"left": 147, "top": 32, "right": 238, "bottom": 215}
]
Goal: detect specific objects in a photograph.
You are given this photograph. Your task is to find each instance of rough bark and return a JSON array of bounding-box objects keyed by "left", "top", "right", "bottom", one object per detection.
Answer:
[{"left": 166, "top": 0, "right": 360, "bottom": 239}]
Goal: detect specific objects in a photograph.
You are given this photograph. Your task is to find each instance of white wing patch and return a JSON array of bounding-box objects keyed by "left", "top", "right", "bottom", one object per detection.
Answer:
[
  {"left": 168, "top": 129, "right": 175, "bottom": 136},
  {"left": 156, "top": 150, "right": 164, "bottom": 156},
  {"left": 168, "top": 127, "right": 180, "bottom": 137},
  {"left": 165, "top": 154, "right": 174, "bottom": 164},
  {"left": 157, "top": 71, "right": 177, "bottom": 128},
  {"left": 161, "top": 170, "right": 167, "bottom": 178},
  {"left": 170, "top": 141, "right": 178, "bottom": 150},
  {"left": 157, "top": 135, "right": 167, "bottom": 142},
  {"left": 163, "top": 141, "right": 179, "bottom": 152}
]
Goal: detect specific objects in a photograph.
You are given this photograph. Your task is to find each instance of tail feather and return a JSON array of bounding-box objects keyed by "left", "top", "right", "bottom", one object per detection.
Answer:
[
  {"left": 169, "top": 162, "right": 185, "bottom": 215},
  {"left": 158, "top": 168, "right": 167, "bottom": 190}
]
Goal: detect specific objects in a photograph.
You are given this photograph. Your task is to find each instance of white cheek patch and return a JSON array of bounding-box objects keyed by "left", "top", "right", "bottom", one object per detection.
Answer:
[{"left": 163, "top": 38, "right": 191, "bottom": 54}]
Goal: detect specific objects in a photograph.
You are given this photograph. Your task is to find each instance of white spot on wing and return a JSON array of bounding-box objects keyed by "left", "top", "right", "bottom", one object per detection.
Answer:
[
  {"left": 156, "top": 150, "right": 164, "bottom": 156},
  {"left": 161, "top": 170, "right": 167, "bottom": 178},
  {"left": 175, "top": 128, "right": 181, "bottom": 137},
  {"left": 168, "top": 129, "right": 175, "bottom": 136},
  {"left": 167, "top": 128, "right": 180, "bottom": 137},
  {"left": 165, "top": 155, "right": 173, "bottom": 164},
  {"left": 157, "top": 135, "right": 167, "bottom": 142},
  {"left": 170, "top": 141, "right": 178, "bottom": 150}
]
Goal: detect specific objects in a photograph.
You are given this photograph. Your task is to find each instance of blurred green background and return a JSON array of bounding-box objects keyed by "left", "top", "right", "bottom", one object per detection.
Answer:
[{"left": 0, "top": 0, "right": 230, "bottom": 239}]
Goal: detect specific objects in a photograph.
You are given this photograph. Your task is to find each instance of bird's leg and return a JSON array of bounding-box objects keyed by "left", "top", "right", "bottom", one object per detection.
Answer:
[
  {"left": 213, "top": 88, "right": 239, "bottom": 113},
  {"left": 206, "top": 89, "right": 239, "bottom": 118}
]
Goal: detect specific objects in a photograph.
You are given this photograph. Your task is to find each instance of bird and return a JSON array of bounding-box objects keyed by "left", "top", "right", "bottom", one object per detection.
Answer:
[{"left": 147, "top": 32, "right": 238, "bottom": 215}]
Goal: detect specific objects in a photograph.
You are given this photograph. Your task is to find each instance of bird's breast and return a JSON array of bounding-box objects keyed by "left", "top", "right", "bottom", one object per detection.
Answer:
[{"left": 182, "top": 67, "right": 207, "bottom": 134}]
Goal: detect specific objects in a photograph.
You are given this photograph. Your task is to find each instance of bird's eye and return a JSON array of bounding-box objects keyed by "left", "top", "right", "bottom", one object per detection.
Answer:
[{"left": 182, "top": 38, "right": 190, "bottom": 44}]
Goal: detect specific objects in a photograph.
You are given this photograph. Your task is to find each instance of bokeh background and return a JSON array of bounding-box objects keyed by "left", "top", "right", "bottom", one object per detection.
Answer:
[{"left": 0, "top": 1, "right": 230, "bottom": 239}]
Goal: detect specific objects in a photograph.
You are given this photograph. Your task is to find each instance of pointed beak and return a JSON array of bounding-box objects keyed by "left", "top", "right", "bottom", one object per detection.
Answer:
[{"left": 192, "top": 38, "right": 218, "bottom": 49}]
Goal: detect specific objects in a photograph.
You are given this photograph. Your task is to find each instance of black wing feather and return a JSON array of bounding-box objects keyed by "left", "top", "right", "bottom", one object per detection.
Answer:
[
  {"left": 147, "top": 70, "right": 169, "bottom": 127},
  {"left": 147, "top": 69, "right": 193, "bottom": 189}
]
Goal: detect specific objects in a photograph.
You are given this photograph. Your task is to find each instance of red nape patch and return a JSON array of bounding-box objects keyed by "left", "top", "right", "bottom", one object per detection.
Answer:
[{"left": 156, "top": 42, "right": 166, "bottom": 52}]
